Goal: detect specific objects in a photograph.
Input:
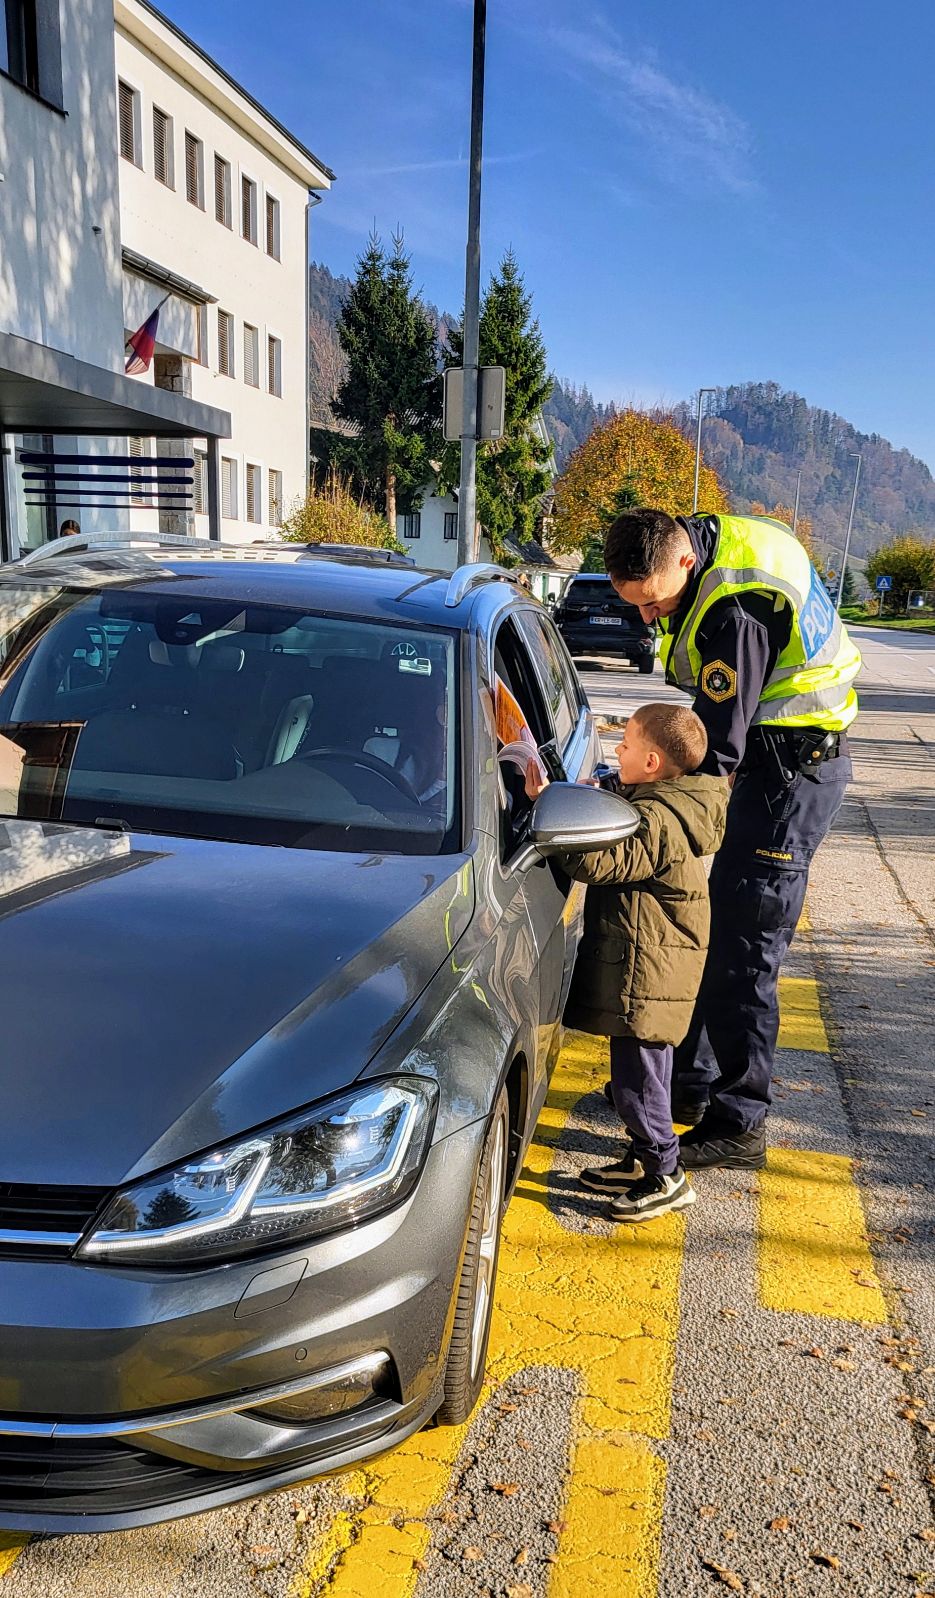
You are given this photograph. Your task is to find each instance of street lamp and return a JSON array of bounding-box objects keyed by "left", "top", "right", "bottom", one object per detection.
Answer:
[
  {"left": 456, "top": 0, "right": 487, "bottom": 566},
  {"left": 791, "top": 470, "right": 801, "bottom": 536},
  {"left": 693, "top": 389, "right": 717, "bottom": 514},
  {"left": 837, "top": 452, "right": 861, "bottom": 613}
]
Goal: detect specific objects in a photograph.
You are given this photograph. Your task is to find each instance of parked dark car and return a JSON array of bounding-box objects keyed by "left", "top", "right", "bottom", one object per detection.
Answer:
[
  {"left": 0, "top": 541, "right": 638, "bottom": 1533},
  {"left": 553, "top": 573, "right": 656, "bottom": 671}
]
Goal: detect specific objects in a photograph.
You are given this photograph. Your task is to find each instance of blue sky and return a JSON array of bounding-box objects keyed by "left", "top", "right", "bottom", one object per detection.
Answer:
[{"left": 161, "top": 0, "right": 935, "bottom": 467}]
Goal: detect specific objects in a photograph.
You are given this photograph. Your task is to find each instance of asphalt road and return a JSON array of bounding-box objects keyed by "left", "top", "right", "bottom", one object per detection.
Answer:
[{"left": 2, "top": 627, "right": 935, "bottom": 1598}]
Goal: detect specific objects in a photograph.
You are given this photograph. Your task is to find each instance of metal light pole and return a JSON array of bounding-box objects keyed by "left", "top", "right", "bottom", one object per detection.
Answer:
[
  {"left": 692, "top": 388, "right": 717, "bottom": 514},
  {"left": 837, "top": 452, "right": 861, "bottom": 612},
  {"left": 791, "top": 470, "right": 801, "bottom": 536},
  {"left": 456, "top": 0, "right": 486, "bottom": 566}
]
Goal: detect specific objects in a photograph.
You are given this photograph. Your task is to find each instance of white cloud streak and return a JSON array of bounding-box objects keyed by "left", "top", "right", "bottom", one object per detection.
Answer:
[{"left": 550, "top": 24, "right": 757, "bottom": 196}]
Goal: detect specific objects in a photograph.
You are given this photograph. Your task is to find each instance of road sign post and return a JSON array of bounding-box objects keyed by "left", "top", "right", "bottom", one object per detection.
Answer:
[
  {"left": 875, "top": 574, "right": 892, "bottom": 616},
  {"left": 443, "top": 366, "right": 506, "bottom": 443}
]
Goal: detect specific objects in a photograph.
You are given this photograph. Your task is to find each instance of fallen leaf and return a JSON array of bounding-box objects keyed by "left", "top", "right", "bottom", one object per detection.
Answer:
[
  {"left": 293, "top": 1508, "right": 309, "bottom": 1525},
  {"left": 464, "top": 1547, "right": 481, "bottom": 1561},
  {"left": 546, "top": 1519, "right": 568, "bottom": 1534},
  {"left": 919, "top": 1530, "right": 935, "bottom": 1544},
  {"left": 769, "top": 1517, "right": 791, "bottom": 1532},
  {"left": 514, "top": 1547, "right": 529, "bottom": 1566},
  {"left": 811, "top": 1551, "right": 841, "bottom": 1569},
  {"left": 720, "top": 1307, "right": 739, "bottom": 1318},
  {"left": 438, "top": 1509, "right": 459, "bottom": 1524},
  {"left": 722, "top": 1527, "right": 738, "bottom": 1542},
  {"left": 911, "top": 1110, "right": 927, "bottom": 1118},
  {"left": 701, "top": 1559, "right": 744, "bottom": 1591},
  {"left": 517, "top": 1439, "right": 533, "bottom": 1451},
  {"left": 699, "top": 1505, "right": 720, "bottom": 1518},
  {"left": 491, "top": 1482, "right": 520, "bottom": 1496},
  {"left": 847, "top": 1519, "right": 864, "bottom": 1531},
  {"left": 250, "top": 1546, "right": 275, "bottom": 1557},
  {"left": 544, "top": 1552, "right": 560, "bottom": 1564},
  {"left": 498, "top": 1402, "right": 519, "bottom": 1413},
  {"left": 412, "top": 1557, "right": 428, "bottom": 1573},
  {"left": 831, "top": 1358, "right": 856, "bottom": 1372},
  {"left": 804, "top": 1346, "right": 825, "bottom": 1359},
  {"left": 507, "top": 1586, "right": 534, "bottom": 1598}
]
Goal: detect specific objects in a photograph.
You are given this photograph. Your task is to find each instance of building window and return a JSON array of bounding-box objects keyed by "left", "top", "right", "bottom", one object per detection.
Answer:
[
  {"left": 243, "top": 323, "right": 259, "bottom": 388},
  {"left": 443, "top": 511, "right": 457, "bottom": 542},
  {"left": 2, "top": 0, "right": 39, "bottom": 92},
  {"left": 245, "top": 464, "right": 260, "bottom": 524},
  {"left": 128, "top": 437, "right": 151, "bottom": 506},
  {"left": 195, "top": 303, "right": 208, "bottom": 366},
  {"left": 193, "top": 450, "right": 208, "bottom": 515},
  {"left": 401, "top": 513, "right": 421, "bottom": 541},
  {"left": 267, "top": 334, "right": 282, "bottom": 397},
  {"left": 268, "top": 469, "right": 283, "bottom": 528},
  {"left": 217, "top": 310, "right": 234, "bottom": 377},
  {"left": 185, "top": 131, "right": 204, "bottom": 207},
  {"left": 241, "top": 175, "right": 257, "bottom": 245},
  {"left": 265, "top": 194, "right": 281, "bottom": 260},
  {"left": 214, "top": 154, "right": 232, "bottom": 227},
  {"left": 221, "top": 457, "right": 237, "bottom": 520},
  {"left": 152, "top": 106, "right": 174, "bottom": 188},
  {"left": 118, "top": 80, "right": 141, "bottom": 166}
]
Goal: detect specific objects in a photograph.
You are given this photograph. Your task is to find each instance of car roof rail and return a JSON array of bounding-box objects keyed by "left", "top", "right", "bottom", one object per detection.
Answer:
[
  {"left": 444, "top": 562, "right": 518, "bottom": 608},
  {"left": 16, "top": 532, "right": 215, "bottom": 568},
  {"left": 302, "top": 543, "right": 416, "bottom": 567}
]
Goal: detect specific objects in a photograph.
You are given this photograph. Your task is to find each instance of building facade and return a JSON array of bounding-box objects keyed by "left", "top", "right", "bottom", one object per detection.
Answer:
[
  {"left": 114, "top": 0, "right": 332, "bottom": 543},
  {"left": 0, "top": 0, "right": 330, "bottom": 558}
]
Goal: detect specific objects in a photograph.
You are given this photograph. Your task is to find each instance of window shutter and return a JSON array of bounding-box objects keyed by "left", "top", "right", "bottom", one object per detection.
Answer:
[
  {"left": 214, "top": 155, "right": 231, "bottom": 226},
  {"left": 265, "top": 195, "right": 280, "bottom": 259},
  {"left": 153, "top": 109, "right": 171, "bottom": 186},
  {"left": 193, "top": 452, "right": 207, "bottom": 515},
  {"left": 246, "top": 465, "right": 260, "bottom": 523},
  {"left": 267, "top": 335, "right": 282, "bottom": 397},
  {"left": 243, "top": 324, "right": 258, "bottom": 387},
  {"left": 185, "top": 132, "right": 202, "bottom": 205},
  {"left": 218, "top": 311, "right": 233, "bottom": 377},
  {"left": 269, "top": 470, "right": 283, "bottom": 527},
  {"left": 118, "top": 82, "right": 137, "bottom": 163}
]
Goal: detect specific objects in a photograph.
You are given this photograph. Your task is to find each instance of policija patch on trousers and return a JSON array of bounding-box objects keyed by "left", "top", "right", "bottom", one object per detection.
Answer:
[{"left": 701, "top": 659, "right": 738, "bottom": 702}]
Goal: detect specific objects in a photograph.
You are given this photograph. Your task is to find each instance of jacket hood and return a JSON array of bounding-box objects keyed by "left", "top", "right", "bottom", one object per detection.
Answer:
[{"left": 628, "top": 774, "right": 729, "bottom": 858}]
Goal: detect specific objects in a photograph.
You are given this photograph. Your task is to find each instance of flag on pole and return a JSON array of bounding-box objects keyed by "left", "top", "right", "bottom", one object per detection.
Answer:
[{"left": 125, "top": 296, "right": 168, "bottom": 375}]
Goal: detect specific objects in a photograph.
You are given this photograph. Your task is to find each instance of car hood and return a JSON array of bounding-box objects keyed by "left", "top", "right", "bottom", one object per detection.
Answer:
[{"left": 0, "top": 821, "right": 473, "bottom": 1185}]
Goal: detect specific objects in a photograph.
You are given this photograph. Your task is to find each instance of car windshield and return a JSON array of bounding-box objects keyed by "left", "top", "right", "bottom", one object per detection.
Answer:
[
  {"left": 564, "top": 581, "right": 637, "bottom": 612},
  {"left": 0, "top": 585, "right": 460, "bottom": 855}
]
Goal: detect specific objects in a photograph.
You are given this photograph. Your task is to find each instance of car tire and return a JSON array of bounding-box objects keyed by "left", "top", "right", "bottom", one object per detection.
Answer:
[
  {"left": 637, "top": 656, "right": 655, "bottom": 674},
  {"left": 437, "top": 1086, "right": 509, "bottom": 1425}
]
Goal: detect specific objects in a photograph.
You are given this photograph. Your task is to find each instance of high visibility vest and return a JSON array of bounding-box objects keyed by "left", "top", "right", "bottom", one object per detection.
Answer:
[{"left": 659, "top": 515, "right": 861, "bottom": 731}]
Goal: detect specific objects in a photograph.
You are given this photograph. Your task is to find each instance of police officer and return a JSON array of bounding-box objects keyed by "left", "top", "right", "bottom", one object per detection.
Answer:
[{"left": 602, "top": 508, "right": 861, "bottom": 1171}]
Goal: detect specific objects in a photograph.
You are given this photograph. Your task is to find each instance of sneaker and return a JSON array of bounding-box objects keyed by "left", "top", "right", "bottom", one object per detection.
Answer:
[
  {"left": 603, "top": 1079, "right": 615, "bottom": 1107},
  {"left": 678, "top": 1123, "right": 766, "bottom": 1171},
  {"left": 609, "top": 1166, "right": 696, "bottom": 1223},
  {"left": 580, "top": 1147, "right": 644, "bottom": 1191}
]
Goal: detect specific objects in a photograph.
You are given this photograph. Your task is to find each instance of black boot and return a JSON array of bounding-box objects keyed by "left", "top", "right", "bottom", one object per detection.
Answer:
[
  {"left": 679, "top": 1122, "right": 766, "bottom": 1171},
  {"left": 671, "top": 1093, "right": 707, "bottom": 1127}
]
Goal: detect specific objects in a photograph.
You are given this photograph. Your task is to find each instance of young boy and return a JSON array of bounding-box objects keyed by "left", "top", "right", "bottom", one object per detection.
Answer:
[{"left": 528, "top": 703, "right": 728, "bottom": 1222}]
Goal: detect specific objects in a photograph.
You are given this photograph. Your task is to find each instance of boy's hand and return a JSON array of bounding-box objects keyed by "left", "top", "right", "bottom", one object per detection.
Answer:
[{"left": 525, "top": 764, "right": 549, "bottom": 802}]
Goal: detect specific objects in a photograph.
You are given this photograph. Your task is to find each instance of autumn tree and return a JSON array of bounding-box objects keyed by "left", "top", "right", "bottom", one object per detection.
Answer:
[
  {"left": 444, "top": 252, "right": 552, "bottom": 557},
  {"left": 551, "top": 410, "right": 728, "bottom": 557},
  {"left": 865, "top": 534, "right": 935, "bottom": 610},
  {"left": 749, "top": 500, "right": 825, "bottom": 576},
  {"left": 333, "top": 233, "right": 441, "bottom": 537}
]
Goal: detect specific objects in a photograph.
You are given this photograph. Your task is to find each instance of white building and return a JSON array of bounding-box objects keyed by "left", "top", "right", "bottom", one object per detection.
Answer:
[
  {"left": 114, "top": 0, "right": 332, "bottom": 543},
  {"left": 0, "top": 0, "right": 331, "bottom": 557}
]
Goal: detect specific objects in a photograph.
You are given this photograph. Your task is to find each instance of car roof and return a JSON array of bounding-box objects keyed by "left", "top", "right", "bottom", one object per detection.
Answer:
[{"left": 3, "top": 546, "right": 528, "bottom": 631}]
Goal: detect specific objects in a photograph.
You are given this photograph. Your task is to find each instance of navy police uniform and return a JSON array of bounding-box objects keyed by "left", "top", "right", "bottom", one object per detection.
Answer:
[{"left": 671, "top": 516, "right": 854, "bottom": 1134}]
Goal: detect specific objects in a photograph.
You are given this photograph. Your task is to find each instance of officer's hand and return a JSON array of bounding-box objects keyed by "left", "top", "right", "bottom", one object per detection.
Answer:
[{"left": 525, "top": 765, "right": 549, "bottom": 802}]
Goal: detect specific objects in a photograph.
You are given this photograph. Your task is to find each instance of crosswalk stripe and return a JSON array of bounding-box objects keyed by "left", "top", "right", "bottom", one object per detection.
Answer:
[
  {"left": 759, "top": 1147, "right": 887, "bottom": 1324},
  {"left": 0, "top": 1538, "right": 26, "bottom": 1578},
  {"left": 777, "top": 973, "right": 830, "bottom": 1054}
]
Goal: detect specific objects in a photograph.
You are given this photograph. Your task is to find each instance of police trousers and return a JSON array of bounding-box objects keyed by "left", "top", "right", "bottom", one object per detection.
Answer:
[{"left": 673, "top": 734, "right": 851, "bottom": 1134}]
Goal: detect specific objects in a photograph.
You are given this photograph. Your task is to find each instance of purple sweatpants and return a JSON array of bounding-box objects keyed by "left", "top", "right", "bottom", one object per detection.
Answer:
[{"left": 610, "top": 1036, "right": 679, "bottom": 1176}]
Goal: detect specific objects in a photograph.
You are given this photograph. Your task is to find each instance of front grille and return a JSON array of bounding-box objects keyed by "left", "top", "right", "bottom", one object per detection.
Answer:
[
  {"left": 0, "top": 1183, "right": 110, "bottom": 1250},
  {"left": 0, "top": 1435, "right": 237, "bottom": 1514}
]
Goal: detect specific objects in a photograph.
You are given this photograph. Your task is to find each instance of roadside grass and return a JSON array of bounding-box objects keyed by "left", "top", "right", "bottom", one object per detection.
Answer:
[{"left": 840, "top": 605, "right": 935, "bottom": 634}]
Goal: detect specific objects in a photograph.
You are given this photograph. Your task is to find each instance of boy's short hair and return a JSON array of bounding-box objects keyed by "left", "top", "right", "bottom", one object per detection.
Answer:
[
  {"left": 604, "top": 509, "right": 683, "bottom": 582},
  {"left": 631, "top": 702, "right": 708, "bottom": 774}
]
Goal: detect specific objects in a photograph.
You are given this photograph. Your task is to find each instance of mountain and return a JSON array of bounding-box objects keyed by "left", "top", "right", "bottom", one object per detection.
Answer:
[{"left": 308, "top": 267, "right": 934, "bottom": 559}]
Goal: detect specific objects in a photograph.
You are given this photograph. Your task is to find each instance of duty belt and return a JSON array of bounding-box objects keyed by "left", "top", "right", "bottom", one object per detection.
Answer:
[{"left": 747, "top": 727, "right": 842, "bottom": 783}]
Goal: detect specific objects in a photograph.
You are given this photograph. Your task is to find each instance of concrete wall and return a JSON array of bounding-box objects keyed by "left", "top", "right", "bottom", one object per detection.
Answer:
[
  {"left": 114, "top": 4, "right": 326, "bottom": 544},
  {"left": 0, "top": 0, "right": 125, "bottom": 369}
]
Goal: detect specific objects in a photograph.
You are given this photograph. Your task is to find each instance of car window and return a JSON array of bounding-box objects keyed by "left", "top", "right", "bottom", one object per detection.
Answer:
[
  {"left": 492, "top": 616, "right": 552, "bottom": 861},
  {"left": 515, "top": 611, "right": 577, "bottom": 749},
  {"left": 0, "top": 586, "right": 461, "bottom": 856}
]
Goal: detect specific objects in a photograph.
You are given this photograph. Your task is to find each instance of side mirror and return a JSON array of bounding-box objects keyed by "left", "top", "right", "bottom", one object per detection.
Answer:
[{"left": 515, "top": 781, "right": 639, "bottom": 870}]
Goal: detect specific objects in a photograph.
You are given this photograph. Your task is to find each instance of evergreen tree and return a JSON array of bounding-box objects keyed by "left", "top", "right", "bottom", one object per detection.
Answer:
[
  {"left": 333, "top": 233, "right": 441, "bottom": 536},
  {"left": 445, "top": 251, "right": 553, "bottom": 557}
]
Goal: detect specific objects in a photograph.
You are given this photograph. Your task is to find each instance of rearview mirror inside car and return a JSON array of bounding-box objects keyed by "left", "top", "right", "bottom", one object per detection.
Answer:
[{"left": 527, "top": 781, "right": 640, "bottom": 857}]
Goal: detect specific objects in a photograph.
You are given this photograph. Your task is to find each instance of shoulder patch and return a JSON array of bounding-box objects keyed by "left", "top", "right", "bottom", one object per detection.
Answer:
[{"left": 701, "top": 659, "right": 737, "bottom": 703}]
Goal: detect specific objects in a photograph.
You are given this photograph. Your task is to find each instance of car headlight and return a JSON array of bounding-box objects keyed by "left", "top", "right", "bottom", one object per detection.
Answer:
[{"left": 78, "top": 1078, "right": 438, "bottom": 1265}]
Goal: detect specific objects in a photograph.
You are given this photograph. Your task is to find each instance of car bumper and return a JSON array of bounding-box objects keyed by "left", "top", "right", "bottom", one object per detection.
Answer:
[
  {"left": 0, "top": 1122, "right": 484, "bottom": 1533},
  {"left": 557, "top": 627, "right": 652, "bottom": 658}
]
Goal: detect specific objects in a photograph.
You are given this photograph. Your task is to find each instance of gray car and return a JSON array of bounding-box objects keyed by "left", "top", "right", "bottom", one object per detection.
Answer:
[{"left": 0, "top": 540, "right": 637, "bottom": 1533}]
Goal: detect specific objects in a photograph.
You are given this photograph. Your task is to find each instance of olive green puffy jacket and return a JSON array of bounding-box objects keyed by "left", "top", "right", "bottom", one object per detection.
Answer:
[{"left": 560, "top": 774, "right": 729, "bottom": 1046}]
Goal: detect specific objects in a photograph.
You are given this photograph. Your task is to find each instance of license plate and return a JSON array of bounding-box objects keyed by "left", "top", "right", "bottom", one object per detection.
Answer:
[{"left": 590, "top": 615, "right": 622, "bottom": 625}]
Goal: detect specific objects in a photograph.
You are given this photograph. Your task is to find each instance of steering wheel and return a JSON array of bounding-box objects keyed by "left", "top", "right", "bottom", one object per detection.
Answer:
[{"left": 296, "top": 746, "right": 421, "bottom": 804}]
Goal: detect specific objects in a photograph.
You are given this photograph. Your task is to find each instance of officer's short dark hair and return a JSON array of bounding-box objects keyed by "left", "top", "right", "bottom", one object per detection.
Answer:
[
  {"left": 632, "top": 703, "right": 708, "bottom": 775},
  {"left": 604, "top": 509, "right": 683, "bottom": 582}
]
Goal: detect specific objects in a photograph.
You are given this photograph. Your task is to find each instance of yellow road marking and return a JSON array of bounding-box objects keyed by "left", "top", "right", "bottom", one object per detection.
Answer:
[
  {"left": 759, "top": 1148, "right": 886, "bottom": 1323},
  {"left": 777, "top": 974, "right": 829, "bottom": 1054},
  {"left": 759, "top": 973, "right": 886, "bottom": 1325},
  {"left": 0, "top": 1537, "right": 26, "bottom": 1578},
  {"left": 310, "top": 1032, "right": 683, "bottom": 1597}
]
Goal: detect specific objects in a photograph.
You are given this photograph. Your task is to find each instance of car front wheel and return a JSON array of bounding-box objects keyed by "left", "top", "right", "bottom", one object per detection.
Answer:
[
  {"left": 437, "top": 1086, "right": 509, "bottom": 1424},
  {"left": 637, "top": 655, "right": 655, "bottom": 674}
]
